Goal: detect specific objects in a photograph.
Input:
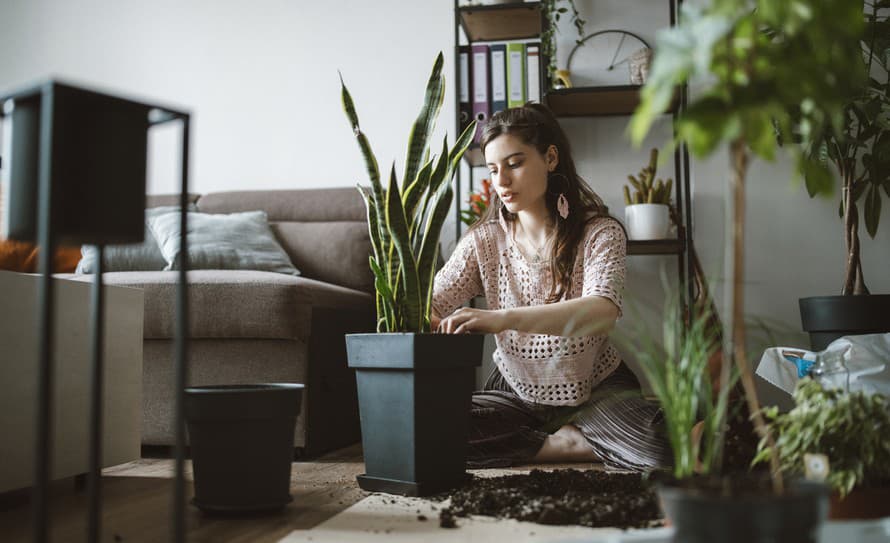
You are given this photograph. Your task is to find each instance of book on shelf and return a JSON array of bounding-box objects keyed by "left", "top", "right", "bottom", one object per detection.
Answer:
[
  {"left": 489, "top": 43, "right": 507, "bottom": 116},
  {"left": 506, "top": 42, "right": 526, "bottom": 108},
  {"left": 471, "top": 43, "right": 491, "bottom": 144},
  {"left": 458, "top": 45, "right": 473, "bottom": 135},
  {"left": 526, "top": 42, "right": 540, "bottom": 104}
]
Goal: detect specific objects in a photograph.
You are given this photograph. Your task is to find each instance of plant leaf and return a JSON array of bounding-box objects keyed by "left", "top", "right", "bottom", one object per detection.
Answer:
[{"left": 403, "top": 52, "right": 445, "bottom": 192}]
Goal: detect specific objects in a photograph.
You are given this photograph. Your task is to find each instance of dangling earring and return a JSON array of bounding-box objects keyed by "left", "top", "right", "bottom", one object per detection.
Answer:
[
  {"left": 557, "top": 193, "right": 570, "bottom": 220},
  {"left": 548, "top": 172, "right": 570, "bottom": 220}
]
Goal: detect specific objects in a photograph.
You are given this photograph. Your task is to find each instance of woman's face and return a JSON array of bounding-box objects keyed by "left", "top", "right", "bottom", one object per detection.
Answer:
[{"left": 484, "top": 134, "right": 557, "bottom": 216}]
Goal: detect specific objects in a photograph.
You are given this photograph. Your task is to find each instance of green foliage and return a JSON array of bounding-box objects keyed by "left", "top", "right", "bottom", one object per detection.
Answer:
[
  {"left": 630, "top": 0, "right": 866, "bottom": 181},
  {"left": 754, "top": 379, "right": 890, "bottom": 497},
  {"left": 615, "top": 275, "right": 732, "bottom": 479},
  {"left": 624, "top": 148, "right": 673, "bottom": 205},
  {"left": 541, "top": 0, "right": 586, "bottom": 85},
  {"left": 782, "top": 2, "right": 890, "bottom": 293},
  {"left": 341, "top": 52, "right": 476, "bottom": 333}
]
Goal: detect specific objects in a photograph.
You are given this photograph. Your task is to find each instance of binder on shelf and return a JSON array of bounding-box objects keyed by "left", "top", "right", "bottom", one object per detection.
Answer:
[
  {"left": 526, "top": 42, "right": 541, "bottom": 104},
  {"left": 459, "top": 45, "right": 473, "bottom": 135},
  {"left": 471, "top": 44, "right": 491, "bottom": 143},
  {"left": 506, "top": 42, "right": 526, "bottom": 108},
  {"left": 489, "top": 44, "right": 507, "bottom": 116}
]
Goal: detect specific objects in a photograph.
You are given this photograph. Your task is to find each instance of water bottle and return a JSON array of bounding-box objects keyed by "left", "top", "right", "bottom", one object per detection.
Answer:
[{"left": 809, "top": 349, "right": 850, "bottom": 393}]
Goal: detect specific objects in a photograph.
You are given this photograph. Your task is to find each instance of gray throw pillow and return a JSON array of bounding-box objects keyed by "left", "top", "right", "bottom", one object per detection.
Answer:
[
  {"left": 147, "top": 210, "right": 300, "bottom": 276},
  {"left": 76, "top": 206, "right": 192, "bottom": 273}
]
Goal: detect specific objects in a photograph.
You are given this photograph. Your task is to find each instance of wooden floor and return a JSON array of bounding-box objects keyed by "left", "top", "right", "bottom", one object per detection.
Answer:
[{"left": 0, "top": 444, "right": 371, "bottom": 543}]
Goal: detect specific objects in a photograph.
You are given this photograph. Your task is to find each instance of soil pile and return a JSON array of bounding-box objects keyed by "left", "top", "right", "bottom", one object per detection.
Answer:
[{"left": 438, "top": 469, "right": 661, "bottom": 530}]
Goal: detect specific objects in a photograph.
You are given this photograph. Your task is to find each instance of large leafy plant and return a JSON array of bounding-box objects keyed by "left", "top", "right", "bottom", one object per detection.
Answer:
[
  {"left": 754, "top": 379, "right": 890, "bottom": 497},
  {"left": 789, "top": 1, "right": 890, "bottom": 295},
  {"left": 630, "top": 0, "right": 866, "bottom": 491},
  {"left": 341, "top": 53, "right": 475, "bottom": 333}
]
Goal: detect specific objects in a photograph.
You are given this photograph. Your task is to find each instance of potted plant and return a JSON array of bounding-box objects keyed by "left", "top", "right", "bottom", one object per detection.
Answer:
[
  {"left": 629, "top": 0, "right": 865, "bottom": 539},
  {"left": 791, "top": 3, "right": 890, "bottom": 349},
  {"left": 623, "top": 148, "right": 673, "bottom": 240},
  {"left": 340, "top": 52, "right": 482, "bottom": 497},
  {"left": 541, "top": 0, "right": 586, "bottom": 87},
  {"left": 754, "top": 379, "right": 890, "bottom": 519}
]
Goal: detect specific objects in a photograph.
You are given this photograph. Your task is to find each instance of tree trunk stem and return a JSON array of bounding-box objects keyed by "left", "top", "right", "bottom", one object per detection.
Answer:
[{"left": 728, "top": 139, "right": 784, "bottom": 495}]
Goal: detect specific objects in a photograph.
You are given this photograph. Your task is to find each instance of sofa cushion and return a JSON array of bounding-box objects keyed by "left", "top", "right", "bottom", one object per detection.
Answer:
[
  {"left": 195, "top": 189, "right": 374, "bottom": 293},
  {"left": 76, "top": 206, "right": 193, "bottom": 273},
  {"left": 148, "top": 210, "right": 300, "bottom": 276},
  {"left": 59, "top": 270, "right": 373, "bottom": 341}
]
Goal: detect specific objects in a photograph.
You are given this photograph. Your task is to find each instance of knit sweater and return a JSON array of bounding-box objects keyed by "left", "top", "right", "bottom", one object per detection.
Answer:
[{"left": 432, "top": 213, "right": 626, "bottom": 406}]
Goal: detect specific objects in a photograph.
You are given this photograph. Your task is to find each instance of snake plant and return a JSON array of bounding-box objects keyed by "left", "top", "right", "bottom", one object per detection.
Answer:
[{"left": 341, "top": 52, "right": 476, "bottom": 333}]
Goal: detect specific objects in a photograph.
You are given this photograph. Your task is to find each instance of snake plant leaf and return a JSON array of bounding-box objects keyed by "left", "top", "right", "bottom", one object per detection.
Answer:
[
  {"left": 385, "top": 163, "right": 422, "bottom": 332},
  {"left": 403, "top": 158, "right": 434, "bottom": 227},
  {"left": 449, "top": 120, "right": 477, "bottom": 172},
  {"left": 341, "top": 75, "right": 390, "bottom": 260},
  {"left": 417, "top": 182, "right": 454, "bottom": 329},
  {"left": 369, "top": 255, "right": 394, "bottom": 332},
  {"left": 357, "top": 185, "right": 383, "bottom": 264},
  {"left": 416, "top": 138, "right": 451, "bottom": 249},
  {"left": 403, "top": 52, "right": 445, "bottom": 192}
]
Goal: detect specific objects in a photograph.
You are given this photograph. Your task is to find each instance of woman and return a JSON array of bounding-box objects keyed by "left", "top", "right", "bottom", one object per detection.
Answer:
[{"left": 432, "top": 103, "right": 670, "bottom": 471}]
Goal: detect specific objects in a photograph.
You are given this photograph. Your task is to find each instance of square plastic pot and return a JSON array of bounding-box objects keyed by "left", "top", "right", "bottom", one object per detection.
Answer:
[{"left": 346, "top": 333, "right": 483, "bottom": 496}]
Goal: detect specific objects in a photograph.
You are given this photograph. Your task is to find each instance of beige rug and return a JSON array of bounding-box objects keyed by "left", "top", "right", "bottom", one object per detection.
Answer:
[{"left": 277, "top": 493, "right": 673, "bottom": 543}]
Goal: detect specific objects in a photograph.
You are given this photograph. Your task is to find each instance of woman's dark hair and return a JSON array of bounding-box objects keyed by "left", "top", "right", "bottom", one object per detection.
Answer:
[{"left": 476, "top": 102, "right": 614, "bottom": 303}]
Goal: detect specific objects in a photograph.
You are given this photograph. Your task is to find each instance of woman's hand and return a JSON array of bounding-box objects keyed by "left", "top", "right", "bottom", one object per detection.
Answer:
[{"left": 437, "top": 307, "right": 509, "bottom": 334}]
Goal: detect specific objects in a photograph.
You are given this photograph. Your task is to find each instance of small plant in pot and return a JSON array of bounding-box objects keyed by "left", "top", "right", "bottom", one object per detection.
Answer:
[
  {"left": 623, "top": 148, "right": 673, "bottom": 240},
  {"left": 754, "top": 379, "right": 890, "bottom": 519},
  {"left": 340, "top": 52, "right": 482, "bottom": 496},
  {"left": 630, "top": 0, "right": 866, "bottom": 540},
  {"left": 788, "top": 3, "right": 890, "bottom": 349}
]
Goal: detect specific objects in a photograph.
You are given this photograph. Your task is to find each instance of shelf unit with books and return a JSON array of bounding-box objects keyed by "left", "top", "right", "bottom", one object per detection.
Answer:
[{"left": 452, "top": 0, "right": 695, "bottom": 308}]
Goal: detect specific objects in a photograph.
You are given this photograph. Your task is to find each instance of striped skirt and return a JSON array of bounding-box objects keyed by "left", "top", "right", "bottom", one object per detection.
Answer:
[{"left": 467, "top": 363, "right": 672, "bottom": 471}]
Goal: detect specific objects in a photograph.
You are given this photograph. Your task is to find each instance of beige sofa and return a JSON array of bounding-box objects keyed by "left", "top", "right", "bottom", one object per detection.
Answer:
[{"left": 63, "top": 188, "right": 376, "bottom": 457}]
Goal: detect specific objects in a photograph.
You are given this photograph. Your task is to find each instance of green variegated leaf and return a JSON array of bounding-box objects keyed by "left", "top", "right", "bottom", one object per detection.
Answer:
[
  {"left": 403, "top": 157, "right": 434, "bottom": 225},
  {"left": 403, "top": 52, "right": 445, "bottom": 192},
  {"left": 385, "top": 164, "right": 422, "bottom": 332}
]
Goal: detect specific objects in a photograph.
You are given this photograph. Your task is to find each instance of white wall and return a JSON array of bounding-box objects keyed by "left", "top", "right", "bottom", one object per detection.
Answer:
[
  {"left": 0, "top": 0, "right": 454, "bottom": 195},
  {"left": 1, "top": 0, "right": 887, "bottom": 352}
]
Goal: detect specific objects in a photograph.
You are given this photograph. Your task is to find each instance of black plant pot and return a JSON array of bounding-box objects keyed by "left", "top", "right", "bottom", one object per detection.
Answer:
[
  {"left": 185, "top": 383, "right": 304, "bottom": 514},
  {"left": 799, "top": 294, "right": 890, "bottom": 351},
  {"left": 658, "top": 480, "right": 830, "bottom": 543},
  {"left": 346, "top": 333, "right": 483, "bottom": 497}
]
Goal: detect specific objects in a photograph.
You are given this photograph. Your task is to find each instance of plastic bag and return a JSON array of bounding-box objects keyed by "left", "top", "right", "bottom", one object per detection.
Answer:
[{"left": 755, "top": 333, "right": 890, "bottom": 397}]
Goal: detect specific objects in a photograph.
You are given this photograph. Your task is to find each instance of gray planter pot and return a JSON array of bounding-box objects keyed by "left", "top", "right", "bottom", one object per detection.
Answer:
[
  {"left": 346, "top": 333, "right": 483, "bottom": 496},
  {"left": 185, "top": 383, "right": 304, "bottom": 514},
  {"left": 658, "top": 479, "right": 829, "bottom": 543},
  {"left": 799, "top": 294, "right": 890, "bottom": 350}
]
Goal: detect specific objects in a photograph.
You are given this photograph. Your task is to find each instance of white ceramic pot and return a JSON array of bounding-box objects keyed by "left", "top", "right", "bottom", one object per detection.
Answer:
[{"left": 624, "top": 203, "right": 670, "bottom": 240}]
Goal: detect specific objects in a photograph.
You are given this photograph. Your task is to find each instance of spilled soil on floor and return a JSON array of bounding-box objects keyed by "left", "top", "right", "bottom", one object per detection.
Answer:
[
  {"left": 437, "top": 469, "right": 662, "bottom": 530},
  {"left": 435, "top": 406, "right": 764, "bottom": 530}
]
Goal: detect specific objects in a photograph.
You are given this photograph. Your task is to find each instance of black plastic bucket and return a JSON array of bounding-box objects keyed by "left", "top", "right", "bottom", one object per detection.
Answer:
[{"left": 185, "top": 383, "right": 304, "bottom": 513}]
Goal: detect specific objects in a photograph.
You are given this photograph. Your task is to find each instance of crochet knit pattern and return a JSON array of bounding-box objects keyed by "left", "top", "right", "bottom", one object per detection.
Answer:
[{"left": 433, "top": 213, "right": 626, "bottom": 406}]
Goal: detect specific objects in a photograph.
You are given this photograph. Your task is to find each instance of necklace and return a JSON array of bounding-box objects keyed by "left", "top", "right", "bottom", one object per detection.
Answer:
[{"left": 514, "top": 221, "right": 551, "bottom": 264}]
